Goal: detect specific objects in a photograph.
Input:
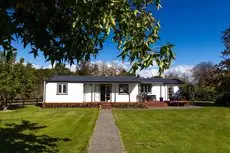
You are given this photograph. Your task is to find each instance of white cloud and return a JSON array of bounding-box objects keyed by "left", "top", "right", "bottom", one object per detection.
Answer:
[{"left": 165, "top": 65, "right": 194, "bottom": 79}]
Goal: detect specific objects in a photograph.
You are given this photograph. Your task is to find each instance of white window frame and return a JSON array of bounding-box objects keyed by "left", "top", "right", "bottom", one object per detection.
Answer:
[
  {"left": 140, "top": 84, "right": 152, "bottom": 93},
  {"left": 119, "top": 84, "right": 129, "bottom": 94},
  {"left": 57, "top": 83, "right": 68, "bottom": 95}
]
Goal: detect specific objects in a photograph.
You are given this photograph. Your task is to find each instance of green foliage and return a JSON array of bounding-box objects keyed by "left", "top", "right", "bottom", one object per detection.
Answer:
[
  {"left": 215, "top": 26, "right": 230, "bottom": 94},
  {"left": 113, "top": 102, "right": 147, "bottom": 108},
  {"left": 178, "top": 83, "right": 195, "bottom": 101},
  {"left": 0, "top": 0, "right": 174, "bottom": 74},
  {"left": 0, "top": 55, "right": 36, "bottom": 109},
  {"left": 166, "top": 62, "right": 218, "bottom": 101},
  {"left": 215, "top": 93, "right": 230, "bottom": 106},
  {"left": 220, "top": 26, "right": 230, "bottom": 72},
  {"left": 193, "top": 86, "right": 217, "bottom": 101}
]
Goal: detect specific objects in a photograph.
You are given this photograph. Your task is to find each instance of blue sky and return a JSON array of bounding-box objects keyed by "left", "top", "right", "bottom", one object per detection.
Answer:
[{"left": 15, "top": 0, "right": 230, "bottom": 68}]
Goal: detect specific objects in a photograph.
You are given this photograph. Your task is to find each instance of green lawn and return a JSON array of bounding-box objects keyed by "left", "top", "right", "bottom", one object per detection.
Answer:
[
  {"left": 113, "top": 107, "right": 230, "bottom": 153},
  {"left": 0, "top": 106, "right": 99, "bottom": 153}
]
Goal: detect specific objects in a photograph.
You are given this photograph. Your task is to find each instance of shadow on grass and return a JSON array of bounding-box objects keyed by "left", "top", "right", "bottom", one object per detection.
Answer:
[
  {"left": 8, "top": 105, "right": 26, "bottom": 110},
  {"left": 192, "top": 102, "right": 216, "bottom": 107},
  {"left": 0, "top": 120, "right": 71, "bottom": 153},
  {"left": 192, "top": 102, "right": 230, "bottom": 108}
]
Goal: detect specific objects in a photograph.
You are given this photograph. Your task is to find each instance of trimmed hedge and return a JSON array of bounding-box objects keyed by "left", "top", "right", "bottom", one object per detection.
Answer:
[
  {"left": 42, "top": 102, "right": 147, "bottom": 109},
  {"left": 112, "top": 102, "right": 147, "bottom": 108},
  {"left": 43, "top": 103, "right": 100, "bottom": 108}
]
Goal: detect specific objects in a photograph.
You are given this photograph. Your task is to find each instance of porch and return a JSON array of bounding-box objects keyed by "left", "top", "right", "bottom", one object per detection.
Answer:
[{"left": 83, "top": 83, "right": 138, "bottom": 102}]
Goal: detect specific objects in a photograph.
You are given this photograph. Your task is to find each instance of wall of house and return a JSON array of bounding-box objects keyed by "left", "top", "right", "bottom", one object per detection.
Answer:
[
  {"left": 44, "top": 82, "right": 84, "bottom": 103},
  {"left": 147, "top": 84, "right": 179, "bottom": 101},
  {"left": 112, "top": 83, "right": 139, "bottom": 102},
  {"left": 84, "top": 84, "right": 93, "bottom": 102}
]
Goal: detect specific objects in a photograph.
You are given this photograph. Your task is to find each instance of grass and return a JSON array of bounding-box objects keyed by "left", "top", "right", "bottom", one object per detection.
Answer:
[
  {"left": 0, "top": 106, "right": 99, "bottom": 153},
  {"left": 113, "top": 107, "right": 230, "bottom": 153}
]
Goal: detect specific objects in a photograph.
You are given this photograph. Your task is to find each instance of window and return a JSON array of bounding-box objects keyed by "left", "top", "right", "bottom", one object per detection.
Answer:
[
  {"left": 57, "top": 83, "right": 68, "bottom": 95},
  {"left": 119, "top": 84, "right": 129, "bottom": 94},
  {"left": 140, "top": 84, "right": 152, "bottom": 93}
]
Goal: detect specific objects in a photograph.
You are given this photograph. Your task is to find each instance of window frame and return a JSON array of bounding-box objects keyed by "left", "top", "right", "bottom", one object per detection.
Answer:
[
  {"left": 140, "top": 84, "right": 152, "bottom": 93},
  {"left": 118, "top": 84, "right": 129, "bottom": 95},
  {"left": 57, "top": 83, "right": 68, "bottom": 95}
]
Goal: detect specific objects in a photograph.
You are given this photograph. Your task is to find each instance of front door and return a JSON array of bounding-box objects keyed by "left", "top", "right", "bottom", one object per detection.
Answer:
[{"left": 100, "top": 84, "right": 112, "bottom": 102}]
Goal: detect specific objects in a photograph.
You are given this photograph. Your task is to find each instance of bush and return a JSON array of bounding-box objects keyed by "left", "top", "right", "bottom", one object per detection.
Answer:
[
  {"left": 215, "top": 94, "right": 230, "bottom": 106},
  {"left": 112, "top": 102, "right": 147, "bottom": 109},
  {"left": 43, "top": 103, "right": 100, "bottom": 108},
  {"left": 42, "top": 102, "right": 147, "bottom": 108}
]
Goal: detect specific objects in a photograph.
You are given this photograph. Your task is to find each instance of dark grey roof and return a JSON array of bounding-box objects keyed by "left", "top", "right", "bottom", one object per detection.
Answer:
[
  {"left": 139, "top": 78, "right": 183, "bottom": 84},
  {"left": 47, "top": 75, "right": 183, "bottom": 84},
  {"left": 48, "top": 75, "right": 140, "bottom": 83}
]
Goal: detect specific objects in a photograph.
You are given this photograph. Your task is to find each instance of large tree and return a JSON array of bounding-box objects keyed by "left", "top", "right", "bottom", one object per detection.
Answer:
[
  {"left": 220, "top": 26, "right": 230, "bottom": 74},
  {"left": 192, "top": 62, "right": 217, "bottom": 87},
  {"left": 0, "top": 0, "right": 174, "bottom": 75},
  {"left": 0, "top": 57, "right": 36, "bottom": 110},
  {"left": 216, "top": 26, "right": 230, "bottom": 93}
]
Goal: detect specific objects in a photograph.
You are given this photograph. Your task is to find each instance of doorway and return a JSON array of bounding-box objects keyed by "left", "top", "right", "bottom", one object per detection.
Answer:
[{"left": 100, "top": 84, "right": 112, "bottom": 102}]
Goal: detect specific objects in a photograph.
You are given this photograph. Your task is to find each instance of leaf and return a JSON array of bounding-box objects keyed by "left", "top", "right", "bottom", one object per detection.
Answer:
[
  {"left": 72, "top": 21, "right": 76, "bottom": 28},
  {"left": 110, "top": 17, "right": 115, "bottom": 26}
]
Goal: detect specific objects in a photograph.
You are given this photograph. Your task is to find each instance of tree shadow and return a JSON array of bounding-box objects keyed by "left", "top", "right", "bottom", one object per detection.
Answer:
[
  {"left": 0, "top": 120, "right": 71, "bottom": 153},
  {"left": 192, "top": 102, "right": 230, "bottom": 108},
  {"left": 8, "top": 105, "right": 26, "bottom": 110}
]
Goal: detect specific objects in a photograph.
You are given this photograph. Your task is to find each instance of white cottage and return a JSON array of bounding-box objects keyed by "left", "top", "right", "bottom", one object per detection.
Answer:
[{"left": 43, "top": 75, "right": 182, "bottom": 103}]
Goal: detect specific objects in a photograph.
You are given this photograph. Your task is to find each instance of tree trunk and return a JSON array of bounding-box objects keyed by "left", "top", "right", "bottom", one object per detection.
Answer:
[
  {"left": 2, "top": 105, "right": 8, "bottom": 111},
  {"left": 1, "top": 100, "right": 8, "bottom": 111}
]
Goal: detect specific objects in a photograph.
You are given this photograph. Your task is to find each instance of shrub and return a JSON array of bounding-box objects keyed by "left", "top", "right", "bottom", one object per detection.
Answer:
[
  {"left": 215, "top": 93, "right": 230, "bottom": 106},
  {"left": 43, "top": 103, "right": 100, "bottom": 108},
  {"left": 112, "top": 102, "right": 147, "bottom": 109}
]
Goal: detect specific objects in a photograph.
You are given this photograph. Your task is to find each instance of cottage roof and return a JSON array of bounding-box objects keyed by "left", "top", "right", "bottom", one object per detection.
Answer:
[{"left": 47, "top": 75, "right": 183, "bottom": 85}]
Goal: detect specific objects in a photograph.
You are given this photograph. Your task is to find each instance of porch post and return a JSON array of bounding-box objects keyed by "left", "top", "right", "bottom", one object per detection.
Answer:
[
  {"left": 129, "top": 84, "right": 131, "bottom": 102},
  {"left": 90, "top": 84, "right": 93, "bottom": 102},
  {"left": 160, "top": 84, "right": 162, "bottom": 100},
  {"left": 114, "top": 84, "right": 116, "bottom": 102},
  {"left": 83, "top": 84, "right": 85, "bottom": 102}
]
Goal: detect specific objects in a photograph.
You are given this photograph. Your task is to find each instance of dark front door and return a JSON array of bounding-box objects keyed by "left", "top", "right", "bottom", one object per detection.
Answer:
[{"left": 100, "top": 84, "right": 112, "bottom": 102}]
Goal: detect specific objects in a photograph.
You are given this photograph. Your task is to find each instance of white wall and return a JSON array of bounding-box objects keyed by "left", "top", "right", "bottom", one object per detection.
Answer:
[
  {"left": 149, "top": 84, "right": 177, "bottom": 101},
  {"left": 151, "top": 84, "right": 161, "bottom": 100},
  {"left": 45, "top": 82, "right": 84, "bottom": 103},
  {"left": 112, "top": 83, "right": 138, "bottom": 102},
  {"left": 129, "top": 83, "right": 139, "bottom": 102},
  {"left": 84, "top": 84, "right": 92, "bottom": 102}
]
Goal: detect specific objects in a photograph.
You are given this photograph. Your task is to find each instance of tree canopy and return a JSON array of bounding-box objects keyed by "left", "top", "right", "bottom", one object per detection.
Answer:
[
  {"left": 0, "top": 55, "right": 36, "bottom": 110},
  {"left": 220, "top": 26, "right": 230, "bottom": 74},
  {"left": 0, "top": 0, "right": 174, "bottom": 75}
]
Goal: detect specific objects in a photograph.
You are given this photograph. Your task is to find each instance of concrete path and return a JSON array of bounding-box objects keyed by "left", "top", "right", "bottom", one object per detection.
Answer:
[{"left": 88, "top": 109, "right": 124, "bottom": 153}]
